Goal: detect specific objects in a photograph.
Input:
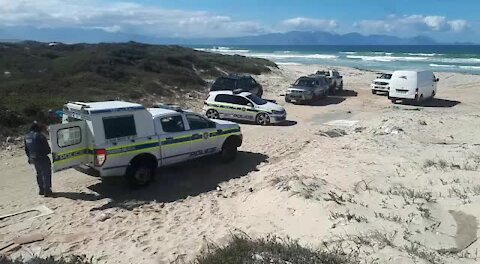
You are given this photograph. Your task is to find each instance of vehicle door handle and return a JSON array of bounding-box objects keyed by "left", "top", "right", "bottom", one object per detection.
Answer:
[{"left": 166, "top": 137, "right": 173, "bottom": 140}]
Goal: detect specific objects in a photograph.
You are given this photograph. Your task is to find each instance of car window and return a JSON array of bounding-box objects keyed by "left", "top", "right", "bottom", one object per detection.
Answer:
[
  {"left": 214, "top": 94, "right": 250, "bottom": 105},
  {"left": 186, "top": 114, "right": 210, "bottom": 130},
  {"left": 237, "top": 78, "right": 252, "bottom": 89},
  {"left": 103, "top": 115, "right": 136, "bottom": 139},
  {"left": 160, "top": 115, "right": 185, "bottom": 133},
  {"left": 294, "top": 79, "right": 315, "bottom": 87},
  {"left": 215, "top": 94, "right": 236, "bottom": 104},
  {"left": 211, "top": 78, "right": 236, "bottom": 91},
  {"left": 232, "top": 95, "right": 251, "bottom": 106},
  {"left": 380, "top": 74, "right": 392, "bottom": 79},
  {"left": 246, "top": 94, "right": 267, "bottom": 105}
]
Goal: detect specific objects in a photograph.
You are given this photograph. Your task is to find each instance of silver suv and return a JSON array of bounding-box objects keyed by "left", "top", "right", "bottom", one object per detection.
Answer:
[{"left": 285, "top": 75, "right": 329, "bottom": 104}]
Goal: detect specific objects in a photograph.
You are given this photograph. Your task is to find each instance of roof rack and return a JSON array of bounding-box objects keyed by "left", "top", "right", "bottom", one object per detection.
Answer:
[
  {"left": 154, "top": 103, "right": 183, "bottom": 112},
  {"left": 69, "top": 102, "right": 91, "bottom": 108}
]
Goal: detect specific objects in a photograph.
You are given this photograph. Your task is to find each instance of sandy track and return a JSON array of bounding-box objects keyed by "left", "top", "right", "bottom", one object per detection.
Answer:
[{"left": 1, "top": 65, "right": 480, "bottom": 263}]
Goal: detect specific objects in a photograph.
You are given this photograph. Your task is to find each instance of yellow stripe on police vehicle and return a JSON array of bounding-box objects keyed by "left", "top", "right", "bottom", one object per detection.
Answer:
[{"left": 49, "top": 101, "right": 243, "bottom": 186}]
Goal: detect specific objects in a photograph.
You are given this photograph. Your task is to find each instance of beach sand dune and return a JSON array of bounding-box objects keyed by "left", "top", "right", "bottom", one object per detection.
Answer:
[{"left": 1, "top": 65, "right": 480, "bottom": 263}]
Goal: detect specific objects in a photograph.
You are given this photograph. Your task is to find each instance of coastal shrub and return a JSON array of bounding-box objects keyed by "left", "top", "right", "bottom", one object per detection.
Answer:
[
  {"left": 0, "top": 42, "right": 276, "bottom": 137},
  {"left": 193, "top": 234, "right": 356, "bottom": 264}
]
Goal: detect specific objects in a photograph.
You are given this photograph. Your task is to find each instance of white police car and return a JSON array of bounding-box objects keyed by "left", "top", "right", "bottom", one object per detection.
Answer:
[
  {"left": 49, "top": 101, "right": 242, "bottom": 186},
  {"left": 203, "top": 91, "right": 287, "bottom": 125}
]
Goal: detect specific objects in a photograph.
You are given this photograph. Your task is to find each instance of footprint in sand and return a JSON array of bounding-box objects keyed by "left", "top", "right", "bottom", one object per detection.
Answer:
[{"left": 112, "top": 230, "right": 128, "bottom": 239}]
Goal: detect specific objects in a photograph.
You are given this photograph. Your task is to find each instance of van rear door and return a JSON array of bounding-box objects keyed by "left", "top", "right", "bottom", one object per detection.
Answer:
[{"left": 49, "top": 121, "right": 89, "bottom": 172}]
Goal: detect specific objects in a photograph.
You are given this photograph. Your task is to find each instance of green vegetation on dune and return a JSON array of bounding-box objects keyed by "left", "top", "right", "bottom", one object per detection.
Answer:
[
  {"left": 194, "top": 234, "right": 356, "bottom": 264},
  {"left": 0, "top": 235, "right": 355, "bottom": 264},
  {"left": 0, "top": 41, "right": 276, "bottom": 136}
]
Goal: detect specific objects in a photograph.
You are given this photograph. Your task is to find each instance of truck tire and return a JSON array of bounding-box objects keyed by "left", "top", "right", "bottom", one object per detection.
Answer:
[
  {"left": 372, "top": 90, "right": 377, "bottom": 95},
  {"left": 339, "top": 82, "right": 343, "bottom": 90},
  {"left": 255, "top": 113, "right": 270, "bottom": 126},
  {"left": 206, "top": 109, "right": 220, "bottom": 119},
  {"left": 416, "top": 94, "right": 424, "bottom": 106},
  {"left": 329, "top": 87, "right": 336, "bottom": 95},
  {"left": 220, "top": 139, "right": 237, "bottom": 163},
  {"left": 125, "top": 159, "right": 155, "bottom": 186}
]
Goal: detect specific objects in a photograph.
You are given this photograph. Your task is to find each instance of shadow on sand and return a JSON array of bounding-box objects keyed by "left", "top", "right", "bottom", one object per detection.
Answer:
[
  {"left": 397, "top": 98, "right": 461, "bottom": 108},
  {"left": 54, "top": 151, "right": 268, "bottom": 210},
  {"left": 290, "top": 89, "right": 358, "bottom": 107}
]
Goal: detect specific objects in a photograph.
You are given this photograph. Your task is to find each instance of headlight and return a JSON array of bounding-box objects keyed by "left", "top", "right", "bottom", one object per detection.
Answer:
[{"left": 272, "top": 110, "right": 285, "bottom": 115}]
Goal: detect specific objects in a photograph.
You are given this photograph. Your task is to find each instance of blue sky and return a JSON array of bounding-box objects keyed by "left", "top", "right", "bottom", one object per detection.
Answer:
[{"left": 0, "top": 0, "right": 478, "bottom": 42}]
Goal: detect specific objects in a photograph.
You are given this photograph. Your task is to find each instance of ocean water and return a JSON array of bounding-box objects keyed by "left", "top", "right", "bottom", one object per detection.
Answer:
[{"left": 194, "top": 45, "right": 480, "bottom": 74}]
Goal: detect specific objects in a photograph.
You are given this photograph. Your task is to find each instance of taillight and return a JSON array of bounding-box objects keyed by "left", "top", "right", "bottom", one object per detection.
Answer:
[{"left": 94, "top": 149, "right": 107, "bottom": 167}]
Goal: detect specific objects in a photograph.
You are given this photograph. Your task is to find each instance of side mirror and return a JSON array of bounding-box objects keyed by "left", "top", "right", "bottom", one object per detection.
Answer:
[{"left": 247, "top": 103, "right": 253, "bottom": 107}]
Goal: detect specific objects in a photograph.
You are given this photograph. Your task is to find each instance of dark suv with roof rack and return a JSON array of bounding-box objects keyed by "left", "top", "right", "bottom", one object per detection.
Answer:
[{"left": 210, "top": 74, "right": 263, "bottom": 97}]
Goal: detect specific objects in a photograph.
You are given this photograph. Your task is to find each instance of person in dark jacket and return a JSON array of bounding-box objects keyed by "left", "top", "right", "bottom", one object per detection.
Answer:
[{"left": 25, "top": 122, "right": 53, "bottom": 196}]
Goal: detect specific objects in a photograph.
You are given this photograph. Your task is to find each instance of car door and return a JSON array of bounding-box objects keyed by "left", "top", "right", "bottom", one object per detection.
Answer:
[
  {"left": 185, "top": 113, "right": 220, "bottom": 157},
  {"left": 232, "top": 95, "right": 256, "bottom": 121},
  {"left": 157, "top": 114, "right": 192, "bottom": 166},
  {"left": 49, "top": 120, "right": 89, "bottom": 172},
  {"left": 213, "top": 94, "right": 235, "bottom": 119}
]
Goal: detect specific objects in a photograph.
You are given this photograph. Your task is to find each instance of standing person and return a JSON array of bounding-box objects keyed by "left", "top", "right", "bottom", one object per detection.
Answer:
[{"left": 25, "top": 121, "right": 53, "bottom": 196}]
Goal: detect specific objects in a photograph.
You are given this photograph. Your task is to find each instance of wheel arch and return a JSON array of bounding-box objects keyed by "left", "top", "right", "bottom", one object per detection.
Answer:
[
  {"left": 128, "top": 153, "right": 158, "bottom": 168},
  {"left": 223, "top": 134, "right": 242, "bottom": 148}
]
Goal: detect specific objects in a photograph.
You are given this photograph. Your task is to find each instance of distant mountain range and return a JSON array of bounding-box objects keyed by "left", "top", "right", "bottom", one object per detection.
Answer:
[
  {"left": 0, "top": 26, "right": 475, "bottom": 45},
  {"left": 189, "top": 31, "right": 439, "bottom": 45}
]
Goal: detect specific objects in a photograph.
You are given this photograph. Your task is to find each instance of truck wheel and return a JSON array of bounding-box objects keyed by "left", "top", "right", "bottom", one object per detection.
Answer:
[
  {"left": 372, "top": 90, "right": 377, "bottom": 95},
  {"left": 206, "top": 109, "right": 220, "bottom": 119},
  {"left": 320, "top": 91, "right": 327, "bottom": 99},
  {"left": 220, "top": 140, "right": 237, "bottom": 163},
  {"left": 330, "top": 87, "right": 336, "bottom": 95},
  {"left": 339, "top": 82, "right": 343, "bottom": 90},
  {"left": 256, "top": 113, "right": 270, "bottom": 126},
  {"left": 126, "top": 160, "right": 155, "bottom": 186},
  {"left": 416, "top": 94, "right": 424, "bottom": 105}
]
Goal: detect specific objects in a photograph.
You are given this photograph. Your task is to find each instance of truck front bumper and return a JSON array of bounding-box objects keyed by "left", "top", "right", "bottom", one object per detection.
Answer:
[
  {"left": 269, "top": 113, "right": 287, "bottom": 123},
  {"left": 286, "top": 93, "right": 313, "bottom": 102}
]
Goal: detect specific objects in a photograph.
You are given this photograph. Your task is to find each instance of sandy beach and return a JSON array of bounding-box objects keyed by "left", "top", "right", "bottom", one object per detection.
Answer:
[{"left": 1, "top": 64, "right": 480, "bottom": 263}]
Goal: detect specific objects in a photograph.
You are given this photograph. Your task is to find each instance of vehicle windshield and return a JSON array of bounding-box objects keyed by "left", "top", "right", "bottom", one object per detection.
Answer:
[
  {"left": 246, "top": 94, "right": 267, "bottom": 105},
  {"left": 294, "top": 78, "right": 315, "bottom": 87},
  {"left": 316, "top": 71, "right": 330, "bottom": 76},
  {"left": 379, "top": 74, "right": 392, "bottom": 79}
]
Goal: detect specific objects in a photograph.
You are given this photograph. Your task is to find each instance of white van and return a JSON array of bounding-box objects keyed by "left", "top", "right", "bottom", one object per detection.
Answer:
[{"left": 388, "top": 70, "right": 439, "bottom": 104}]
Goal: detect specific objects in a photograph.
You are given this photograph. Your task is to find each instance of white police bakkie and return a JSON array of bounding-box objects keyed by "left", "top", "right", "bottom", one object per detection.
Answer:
[
  {"left": 204, "top": 91, "right": 286, "bottom": 125},
  {"left": 50, "top": 101, "right": 242, "bottom": 186}
]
